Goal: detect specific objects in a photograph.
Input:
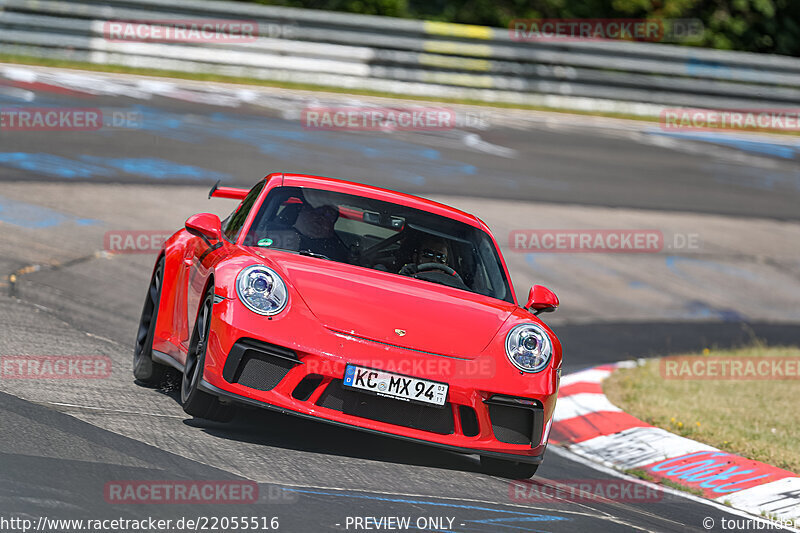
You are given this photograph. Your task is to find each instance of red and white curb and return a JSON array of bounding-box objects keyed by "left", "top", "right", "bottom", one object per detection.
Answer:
[{"left": 552, "top": 362, "right": 800, "bottom": 525}]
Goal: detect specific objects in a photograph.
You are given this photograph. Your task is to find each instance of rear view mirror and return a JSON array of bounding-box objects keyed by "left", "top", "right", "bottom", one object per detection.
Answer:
[
  {"left": 526, "top": 285, "right": 559, "bottom": 314},
  {"left": 363, "top": 210, "right": 405, "bottom": 230}
]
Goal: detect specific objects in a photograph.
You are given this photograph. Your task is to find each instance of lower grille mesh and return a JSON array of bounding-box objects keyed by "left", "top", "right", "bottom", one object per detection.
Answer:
[
  {"left": 488, "top": 403, "right": 533, "bottom": 444},
  {"left": 235, "top": 355, "right": 296, "bottom": 391},
  {"left": 224, "top": 338, "right": 300, "bottom": 392},
  {"left": 317, "top": 380, "right": 454, "bottom": 435}
]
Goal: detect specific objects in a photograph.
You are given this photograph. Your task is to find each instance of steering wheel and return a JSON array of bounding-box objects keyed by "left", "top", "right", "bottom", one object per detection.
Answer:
[{"left": 414, "top": 262, "right": 464, "bottom": 284}]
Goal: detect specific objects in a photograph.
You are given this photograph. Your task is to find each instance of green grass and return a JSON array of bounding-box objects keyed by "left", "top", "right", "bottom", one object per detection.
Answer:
[
  {"left": 605, "top": 345, "right": 800, "bottom": 473},
  {"left": 625, "top": 467, "right": 708, "bottom": 496},
  {"left": 625, "top": 468, "right": 656, "bottom": 482},
  {"left": 0, "top": 53, "right": 664, "bottom": 121},
  {"left": 660, "top": 479, "right": 705, "bottom": 497}
]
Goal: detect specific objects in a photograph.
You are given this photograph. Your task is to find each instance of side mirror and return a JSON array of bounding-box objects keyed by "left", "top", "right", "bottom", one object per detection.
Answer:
[
  {"left": 526, "top": 285, "right": 559, "bottom": 315},
  {"left": 185, "top": 213, "right": 222, "bottom": 244}
]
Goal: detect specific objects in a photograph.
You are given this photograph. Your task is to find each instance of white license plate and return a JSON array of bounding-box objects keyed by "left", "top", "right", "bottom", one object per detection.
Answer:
[{"left": 343, "top": 364, "right": 448, "bottom": 407}]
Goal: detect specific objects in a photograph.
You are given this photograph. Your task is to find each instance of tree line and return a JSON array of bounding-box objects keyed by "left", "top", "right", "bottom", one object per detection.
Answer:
[{"left": 237, "top": 0, "right": 799, "bottom": 56}]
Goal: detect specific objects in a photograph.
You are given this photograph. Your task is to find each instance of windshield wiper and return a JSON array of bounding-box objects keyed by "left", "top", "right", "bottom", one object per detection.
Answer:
[{"left": 298, "top": 249, "right": 331, "bottom": 260}]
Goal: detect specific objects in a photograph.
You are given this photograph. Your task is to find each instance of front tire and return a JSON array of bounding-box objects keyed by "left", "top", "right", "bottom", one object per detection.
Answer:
[
  {"left": 181, "top": 287, "right": 235, "bottom": 422},
  {"left": 133, "top": 257, "right": 169, "bottom": 386},
  {"left": 480, "top": 456, "right": 539, "bottom": 479}
]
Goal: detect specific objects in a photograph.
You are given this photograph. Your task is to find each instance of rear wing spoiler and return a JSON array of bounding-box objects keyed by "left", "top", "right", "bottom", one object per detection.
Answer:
[{"left": 208, "top": 180, "right": 248, "bottom": 200}]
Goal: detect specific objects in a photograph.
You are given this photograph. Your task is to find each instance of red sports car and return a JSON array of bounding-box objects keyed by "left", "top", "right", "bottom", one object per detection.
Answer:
[{"left": 133, "top": 173, "right": 561, "bottom": 478}]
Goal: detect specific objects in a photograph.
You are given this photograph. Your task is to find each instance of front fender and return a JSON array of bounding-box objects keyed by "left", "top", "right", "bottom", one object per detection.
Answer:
[{"left": 152, "top": 229, "right": 191, "bottom": 361}]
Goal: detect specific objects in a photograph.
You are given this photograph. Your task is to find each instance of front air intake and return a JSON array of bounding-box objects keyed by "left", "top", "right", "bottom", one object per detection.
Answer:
[
  {"left": 223, "top": 338, "right": 300, "bottom": 391},
  {"left": 292, "top": 374, "right": 324, "bottom": 401},
  {"left": 459, "top": 405, "right": 480, "bottom": 437},
  {"left": 485, "top": 396, "right": 544, "bottom": 446}
]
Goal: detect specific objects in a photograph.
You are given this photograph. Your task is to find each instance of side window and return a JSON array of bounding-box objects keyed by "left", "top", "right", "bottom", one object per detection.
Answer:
[{"left": 222, "top": 180, "right": 266, "bottom": 242}]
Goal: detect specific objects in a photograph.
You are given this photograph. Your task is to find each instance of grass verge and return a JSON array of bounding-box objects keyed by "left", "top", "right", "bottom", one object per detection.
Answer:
[
  {"left": 605, "top": 345, "right": 800, "bottom": 473},
  {"left": 625, "top": 468, "right": 656, "bottom": 482},
  {"left": 660, "top": 479, "right": 705, "bottom": 497},
  {"left": 625, "top": 467, "right": 705, "bottom": 496},
  {"left": 0, "top": 53, "right": 665, "bottom": 123}
]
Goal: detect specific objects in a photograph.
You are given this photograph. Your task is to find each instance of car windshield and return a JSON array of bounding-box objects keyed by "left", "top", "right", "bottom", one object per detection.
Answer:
[{"left": 243, "top": 186, "right": 513, "bottom": 302}]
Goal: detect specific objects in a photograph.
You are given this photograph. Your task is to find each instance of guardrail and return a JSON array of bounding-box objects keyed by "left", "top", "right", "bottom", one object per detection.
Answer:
[{"left": 1, "top": 0, "right": 799, "bottom": 115}]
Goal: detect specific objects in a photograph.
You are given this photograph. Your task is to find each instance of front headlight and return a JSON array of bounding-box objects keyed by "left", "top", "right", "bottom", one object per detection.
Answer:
[
  {"left": 505, "top": 323, "right": 552, "bottom": 373},
  {"left": 236, "top": 265, "right": 288, "bottom": 316}
]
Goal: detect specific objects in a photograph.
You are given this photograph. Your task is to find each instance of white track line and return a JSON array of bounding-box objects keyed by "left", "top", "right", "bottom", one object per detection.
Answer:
[{"left": 42, "top": 401, "right": 184, "bottom": 419}]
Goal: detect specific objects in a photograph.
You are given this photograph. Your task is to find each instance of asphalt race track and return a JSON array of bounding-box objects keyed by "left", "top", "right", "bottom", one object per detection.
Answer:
[{"left": 1, "top": 65, "right": 799, "bottom": 532}]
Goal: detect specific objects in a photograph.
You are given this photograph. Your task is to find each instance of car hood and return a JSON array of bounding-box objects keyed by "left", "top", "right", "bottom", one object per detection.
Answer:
[{"left": 258, "top": 251, "right": 516, "bottom": 359}]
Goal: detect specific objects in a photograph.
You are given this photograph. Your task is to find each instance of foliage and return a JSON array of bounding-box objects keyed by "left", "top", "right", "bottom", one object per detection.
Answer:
[{"left": 236, "top": 0, "right": 800, "bottom": 55}]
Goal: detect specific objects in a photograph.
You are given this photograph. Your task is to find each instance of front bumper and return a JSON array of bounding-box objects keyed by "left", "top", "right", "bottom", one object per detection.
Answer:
[
  {"left": 200, "top": 297, "right": 558, "bottom": 463},
  {"left": 199, "top": 379, "right": 546, "bottom": 464}
]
